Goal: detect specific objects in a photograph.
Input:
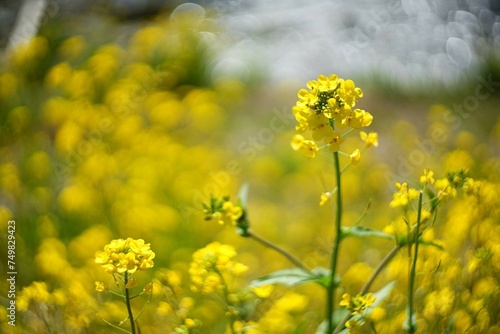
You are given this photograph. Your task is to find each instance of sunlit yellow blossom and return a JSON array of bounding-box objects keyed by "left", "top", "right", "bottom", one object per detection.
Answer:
[
  {"left": 434, "top": 178, "right": 456, "bottom": 199},
  {"left": 274, "top": 292, "right": 308, "bottom": 313},
  {"left": 324, "top": 131, "right": 344, "bottom": 152},
  {"left": 420, "top": 169, "right": 435, "bottom": 185},
  {"left": 350, "top": 149, "right": 361, "bottom": 165},
  {"left": 337, "top": 79, "right": 363, "bottom": 107},
  {"left": 252, "top": 285, "right": 274, "bottom": 299},
  {"left": 95, "top": 238, "right": 155, "bottom": 275},
  {"left": 320, "top": 191, "right": 332, "bottom": 206},
  {"left": 390, "top": 182, "right": 420, "bottom": 208},
  {"left": 340, "top": 292, "right": 376, "bottom": 315},
  {"left": 291, "top": 134, "right": 319, "bottom": 158},
  {"left": 291, "top": 74, "right": 372, "bottom": 155},
  {"left": 308, "top": 114, "right": 334, "bottom": 141},
  {"left": 360, "top": 131, "right": 379, "bottom": 147}
]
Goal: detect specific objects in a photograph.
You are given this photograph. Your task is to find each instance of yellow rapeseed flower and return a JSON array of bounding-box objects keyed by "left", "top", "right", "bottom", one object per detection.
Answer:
[
  {"left": 360, "top": 131, "right": 379, "bottom": 148},
  {"left": 290, "top": 134, "right": 318, "bottom": 158},
  {"left": 203, "top": 195, "right": 243, "bottom": 227},
  {"left": 340, "top": 292, "right": 376, "bottom": 315},
  {"left": 291, "top": 74, "right": 373, "bottom": 157},
  {"left": 350, "top": 149, "right": 361, "bottom": 165},
  {"left": 95, "top": 238, "right": 155, "bottom": 275},
  {"left": 189, "top": 242, "right": 248, "bottom": 294},
  {"left": 389, "top": 182, "right": 420, "bottom": 208}
]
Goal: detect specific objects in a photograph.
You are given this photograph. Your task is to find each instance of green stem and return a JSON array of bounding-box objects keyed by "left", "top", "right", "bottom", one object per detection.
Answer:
[
  {"left": 407, "top": 191, "right": 423, "bottom": 334},
  {"left": 333, "top": 244, "right": 402, "bottom": 334},
  {"left": 327, "top": 151, "right": 343, "bottom": 334},
  {"left": 247, "top": 229, "right": 312, "bottom": 272},
  {"left": 215, "top": 268, "right": 236, "bottom": 334},
  {"left": 124, "top": 273, "right": 136, "bottom": 334}
]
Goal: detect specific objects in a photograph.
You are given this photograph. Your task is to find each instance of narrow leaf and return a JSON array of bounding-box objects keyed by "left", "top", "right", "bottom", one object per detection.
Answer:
[
  {"left": 419, "top": 239, "right": 445, "bottom": 250},
  {"left": 341, "top": 226, "right": 395, "bottom": 240},
  {"left": 237, "top": 183, "right": 250, "bottom": 208},
  {"left": 311, "top": 266, "right": 340, "bottom": 288},
  {"left": 249, "top": 268, "right": 316, "bottom": 287}
]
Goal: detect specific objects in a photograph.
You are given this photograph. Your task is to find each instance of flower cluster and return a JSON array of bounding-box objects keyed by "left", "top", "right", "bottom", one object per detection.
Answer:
[
  {"left": 340, "top": 292, "right": 376, "bottom": 315},
  {"left": 95, "top": 238, "right": 155, "bottom": 275},
  {"left": 203, "top": 195, "right": 243, "bottom": 228},
  {"left": 189, "top": 242, "right": 248, "bottom": 294},
  {"left": 291, "top": 74, "right": 377, "bottom": 162},
  {"left": 389, "top": 181, "right": 420, "bottom": 208},
  {"left": 340, "top": 292, "right": 377, "bottom": 331}
]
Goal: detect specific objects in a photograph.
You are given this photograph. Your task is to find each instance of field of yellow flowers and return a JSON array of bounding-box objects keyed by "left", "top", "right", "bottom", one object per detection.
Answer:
[{"left": 1, "top": 8, "right": 499, "bottom": 334}]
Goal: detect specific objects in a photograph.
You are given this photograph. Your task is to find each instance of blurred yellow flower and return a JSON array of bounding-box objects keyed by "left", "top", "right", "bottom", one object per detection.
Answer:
[
  {"left": 389, "top": 182, "right": 420, "bottom": 208},
  {"left": 291, "top": 134, "right": 319, "bottom": 158},
  {"left": 360, "top": 131, "right": 379, "bottom": 148},
  {"left": 320, "top": 191, "right": 332, "bottom": 206},
  {"left": 251, "top": 284, "right": 274, "bottom": 299},
  {"left": 350, "top": 149, "right": 361, "bottom": 165},
  {"left": 203, "top": 195, "right": 243, "bottom": 227},
  {"left": 340, "top": 292, "right": 376, "bottom": 315},
  {"left": 95, "top": 281, "right": 108, "bottom": 292},
  {"left": 420, "top": 169, "right": 435, "bottom": 185},
  {"left": 189, "top": 242, "right": 248, "bottom": 294}
]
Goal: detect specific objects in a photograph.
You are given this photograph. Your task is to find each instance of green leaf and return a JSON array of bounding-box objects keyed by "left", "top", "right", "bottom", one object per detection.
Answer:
[
  {"left": 311, "top": 266, "right": 341, "bottom": 288},
  {"left": 315, "top": 308, "right": 349, "bottom": 334},
  {"left": 398, "top": 236, "right": 445, "bottom": 250},
  {"left": 402, "top": 305, "right": 418, "bottom": 332},
  {"left": 368, "top": 281, "right": 396, "bottom": 310},
  {"left": 425, "top": 187, "right": 440, "bottom": 213},
  {"left": 237, "top": 183, "right": 250, "bottom": 208},
  {"left": 250, "top": 267, "right": 339, "bottom": 288},
  {"left": 315, "top": 320, "right": 327, "bottom": 334},
  {"left": 341, "top": 226, "right": 395, "bottom": 240},
  {"left": 419, "top": 239, "right": 445, "bottom": 250},
  {"left": 250, "top": 268, "right": 317, "bottom": 287}
]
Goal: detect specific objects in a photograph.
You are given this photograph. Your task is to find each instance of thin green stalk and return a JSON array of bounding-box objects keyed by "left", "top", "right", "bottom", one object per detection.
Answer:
[
  {"left": 215, "top": 267, "right": 236, "bottom": 334},
  {"left": 407, "top": 191, "right": 423, "bottom": 334},
  {"left": 333, "top": 244, "right": 403, "bottom": 334},
  {"left": 327, "top": 151, "right": 343, "bottom": 334},
  {"left": 247, "top": 229, "right": 312, "bottom": 272},
  {"left": 124, "top": 273, "right": 136, "bottom": 334}
]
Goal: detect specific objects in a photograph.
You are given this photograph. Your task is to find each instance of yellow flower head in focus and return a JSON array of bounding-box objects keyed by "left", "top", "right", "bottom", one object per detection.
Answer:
[
  {"left": 95, "top": 238, "right": 155, "bottom": 275},
  {"left": 291, "top": 74, "right": 372, "bottom": 156}
]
